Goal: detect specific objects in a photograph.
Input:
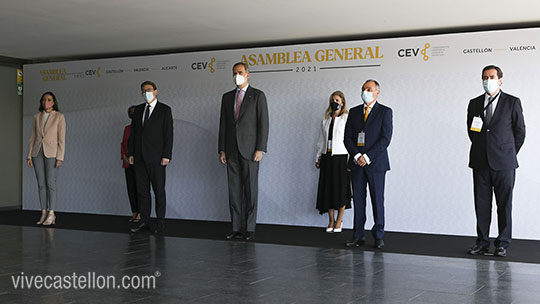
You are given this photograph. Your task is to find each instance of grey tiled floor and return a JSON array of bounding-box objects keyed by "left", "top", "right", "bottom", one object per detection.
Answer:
[{"left": 1, "top": 225, "right": 539, "bottom": 303}]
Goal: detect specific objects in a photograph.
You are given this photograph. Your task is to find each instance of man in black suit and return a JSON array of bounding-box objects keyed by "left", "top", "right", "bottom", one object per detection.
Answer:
[
  {"left": 467, "top": 65, "right": 525, "bottom": 257},
  {"left": 129, "top": 80, "right": 174, "bottom": 234},
  {"left": 344, "top": 79, "right": 393, "bottom": 249},
  {"left": 218, "top": 62, "right": 269, "bottom": 241}
]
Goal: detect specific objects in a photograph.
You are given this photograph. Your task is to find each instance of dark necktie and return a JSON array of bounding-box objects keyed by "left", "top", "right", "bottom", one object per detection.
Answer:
[
  {"left": 144, "top": 104, "right": 150, "bottom": 126},
  {"left": 485, "top": 96, "right": 494, "bottom": 125}
]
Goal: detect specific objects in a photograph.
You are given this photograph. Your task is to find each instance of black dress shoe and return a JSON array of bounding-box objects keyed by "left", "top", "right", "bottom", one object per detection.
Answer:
[
  {"left": 131, "top": 222, "right": 150, "bottom": 233},
  {"left": 154, "top": 224, "right": 165, "bottom": 235},
  {"left": 374, "top": 239, "right": 385, "bottom": 249},
  {"left": 346, "top": 237, "right": 365, "bottom": 247},
  {"left": 245, "top": 232, "right": 255, "bottom": 241},
  {"left": 468, "top": 245, "right": 489, "bottom": 255},
  {"left": 226, "top": 231, "right": 242, "bottom": 240},
  {"left": 494, "top": 247, "right": 507, "bottom": 257}
]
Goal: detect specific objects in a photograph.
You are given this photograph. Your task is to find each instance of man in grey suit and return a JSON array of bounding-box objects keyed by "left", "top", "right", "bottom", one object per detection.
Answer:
[
  {"left": 467, "top": 65, "right": 526, "bottom": 257},
  {"left": 218, "top": 62, "right": 269, "bottom": 241}
]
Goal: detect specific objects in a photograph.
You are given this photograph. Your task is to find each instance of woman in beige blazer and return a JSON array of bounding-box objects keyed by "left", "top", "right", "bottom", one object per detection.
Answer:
[{"left": 27, "top": 92, "right": 66, "bottom": 226}]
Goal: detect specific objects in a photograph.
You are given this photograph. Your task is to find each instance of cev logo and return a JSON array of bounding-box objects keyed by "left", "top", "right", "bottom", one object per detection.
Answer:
[
  {"left": 397, "top": 43, "right": 430, "bottom": 61},
  {"left": 85, "top": 67, "right": 101, "bottom": 77},
  {"left": 420, "top": 43, "right": 430, "bottom": 61},
  {"left": 191, "top": 58, "right": 216, "bottom": 73}
]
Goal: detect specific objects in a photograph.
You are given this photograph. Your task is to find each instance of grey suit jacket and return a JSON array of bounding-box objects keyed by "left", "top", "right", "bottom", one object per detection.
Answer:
[{"left": 218, "top": 85, "right": 269, "bottom": 159}]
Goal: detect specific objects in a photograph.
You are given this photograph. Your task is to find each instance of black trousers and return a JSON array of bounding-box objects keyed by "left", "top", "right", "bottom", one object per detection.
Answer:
[
  {"left": 226, "top": 147, "right": 259, "bottom": 233},
  {"left": 473, "top": 168, "right": 515, "bottom": 248},
  {"left": 124, "top": 166, "right": 138, "bottom": 213},
  {"left": 134, "top": 161, "right": 167, "bottom": 227}
]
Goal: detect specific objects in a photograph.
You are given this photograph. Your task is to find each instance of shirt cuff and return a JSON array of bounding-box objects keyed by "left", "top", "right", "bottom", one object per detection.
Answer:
[
  {"left": 354, "top": 153, "right": 361, "bottom": 162},
  {"left": 363, "top": 153, "right": 371, "bottom": 165}
]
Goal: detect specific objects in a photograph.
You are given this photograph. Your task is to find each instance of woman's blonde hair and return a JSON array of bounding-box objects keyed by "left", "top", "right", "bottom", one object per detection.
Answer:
[{"left": 324, "top": 90, "right": 348, "bottom": 119}]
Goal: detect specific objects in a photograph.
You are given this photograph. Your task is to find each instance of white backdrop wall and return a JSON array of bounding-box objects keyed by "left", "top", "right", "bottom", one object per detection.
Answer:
[{"left": 23, "top": 28, "right": 540, "bottom": 239}]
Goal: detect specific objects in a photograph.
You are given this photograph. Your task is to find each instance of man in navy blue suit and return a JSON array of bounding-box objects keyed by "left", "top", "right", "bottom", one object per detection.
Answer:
[
  {"left": 467, "top": 65, "right": 526, "bottom": 257},
  {"left": 344, "top": 79, "right": 393, "bottom": 249}
]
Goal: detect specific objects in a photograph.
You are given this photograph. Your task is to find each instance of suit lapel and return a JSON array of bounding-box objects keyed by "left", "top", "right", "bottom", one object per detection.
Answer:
[
  {"left": 365, "top": 102, "right": 380, "bottom": 126},
  {"left": 323, "top": 117, "right": 331, "bottom": 131},
  {"left": 490, "top": 91, "right": 505, "bottom": 124},
  {"left": 227, "top": 90, "right": 236, "bottom": 120},
  {"left": 477, "top": 96, "right": 484, "bottom": 116},
  {"left": 40, "top": 111, "right": 56, "bottom": 135},
  {"left": 37, "top": 112, "right": 45, "bottom": 136}
]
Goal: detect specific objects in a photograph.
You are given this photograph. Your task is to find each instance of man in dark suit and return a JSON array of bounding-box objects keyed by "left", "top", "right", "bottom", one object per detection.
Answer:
[
  {"left": 218, "top": 62, "right": 269, "bottom": 241},
  {"left": 128, "top": 80, "right": 174, "bottom": 234},
  {"left": 467, "top": 65, "right": 525, "bottom": 257},
  {"left": 344, "top": 79, "right": 393, "bottom": 249}
]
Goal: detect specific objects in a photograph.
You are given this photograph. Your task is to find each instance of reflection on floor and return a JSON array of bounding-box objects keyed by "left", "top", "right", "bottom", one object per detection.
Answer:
[{"left": 1, "top": 225, "right": 539, "bottom": 303}]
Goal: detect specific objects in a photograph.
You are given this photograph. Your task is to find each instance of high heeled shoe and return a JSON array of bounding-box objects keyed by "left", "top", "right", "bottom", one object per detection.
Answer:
[
  {"left": 333, "top": 221, "right": 343, "bottom": 233},
  {"left": 36, "top": 211, "right": 47, "bottom": 225},
  {"left": 326, "top": 223, "right": 335, "bottom": 233},
  {"left": 42, "top": 213, "right": 56, "bottom": 226}
]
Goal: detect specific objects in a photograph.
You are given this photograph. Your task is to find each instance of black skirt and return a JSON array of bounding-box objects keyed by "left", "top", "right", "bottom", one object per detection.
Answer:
[{"left": 316, "top": 153, "right": 352, "bottom": 214}]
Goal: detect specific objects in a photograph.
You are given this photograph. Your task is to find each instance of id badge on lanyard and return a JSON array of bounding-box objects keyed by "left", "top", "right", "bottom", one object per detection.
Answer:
[
  {"left": 470, "top": 117, "right": 483, "bottom": 132},
  {"left": 357, "top": 132, "right": 365, "bottom": 147}
]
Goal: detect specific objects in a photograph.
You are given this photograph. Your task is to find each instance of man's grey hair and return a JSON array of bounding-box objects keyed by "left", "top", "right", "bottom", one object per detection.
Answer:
[{"left": 363, "top": 79, "right": 380, "bottom": 90}]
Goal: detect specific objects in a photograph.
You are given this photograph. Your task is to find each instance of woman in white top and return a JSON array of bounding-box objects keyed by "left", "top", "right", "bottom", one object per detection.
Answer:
[{"left": 315, "top": 91, "right": 351, "bottom": 233}]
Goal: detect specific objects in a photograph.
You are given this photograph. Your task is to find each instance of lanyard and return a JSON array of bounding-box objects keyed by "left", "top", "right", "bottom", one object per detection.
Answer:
[{"left": 483, "top": 92, "right": 500, "bottom": 112}]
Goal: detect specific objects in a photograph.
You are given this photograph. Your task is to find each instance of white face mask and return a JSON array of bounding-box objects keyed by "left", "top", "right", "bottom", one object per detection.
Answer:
[
  {"left": 143, "top": 92, "right": 155, "bottom": 103},
  {"left": 361, "top": 91, "right": 374, "bottom": 104},
  {"left": 233, "top": 74, "right": 245, "bottom": 86},
  {"left": 483, "top": 79, "right": 499, "bottom": 94}
]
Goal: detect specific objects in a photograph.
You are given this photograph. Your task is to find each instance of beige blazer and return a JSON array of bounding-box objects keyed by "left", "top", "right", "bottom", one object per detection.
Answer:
[{"left": 27, "top": 111, "right": 66, "bottom": 161}]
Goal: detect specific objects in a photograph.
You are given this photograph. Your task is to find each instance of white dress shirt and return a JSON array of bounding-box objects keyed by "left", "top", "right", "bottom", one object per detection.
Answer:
[{"left": 142, "top": 99, "right": 157, "bottom": 125}]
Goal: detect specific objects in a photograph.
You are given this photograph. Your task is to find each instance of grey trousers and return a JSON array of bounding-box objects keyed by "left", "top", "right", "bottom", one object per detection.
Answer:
[
  {"left": 226, "top": 151, "right": 260, "bottom": 233},
  {"left": 32, "top": 148, "right": 58, "bottom": 210}
]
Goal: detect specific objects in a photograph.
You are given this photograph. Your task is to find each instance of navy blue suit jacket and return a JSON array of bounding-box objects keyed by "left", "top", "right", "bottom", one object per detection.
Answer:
[
  {"left": 467, "top": 91, "right": 525, "bottom": 170},
  {"left": 344, "top": 102, "right": 393, "bottom": 172}
]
